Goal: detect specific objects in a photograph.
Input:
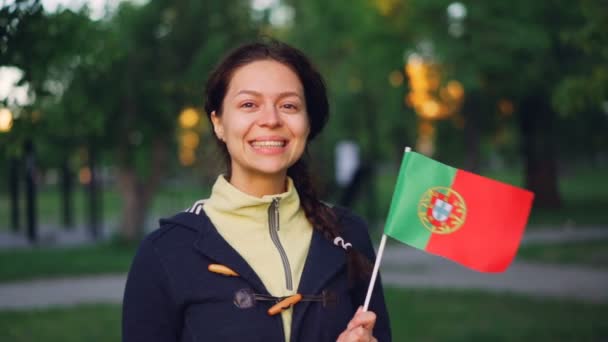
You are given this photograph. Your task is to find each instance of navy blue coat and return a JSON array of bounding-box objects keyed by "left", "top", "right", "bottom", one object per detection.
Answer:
[{"left": 122, "top": 206, "right": 391, "bottom": 342}]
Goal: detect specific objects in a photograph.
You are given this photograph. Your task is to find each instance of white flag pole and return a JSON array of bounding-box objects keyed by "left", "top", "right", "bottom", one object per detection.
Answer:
[
  {"left": 362, "top": 146, "right": 411, "bottom": 312},
  {"left": 362, "top": 233, "right": 387, "bottom": 311}
]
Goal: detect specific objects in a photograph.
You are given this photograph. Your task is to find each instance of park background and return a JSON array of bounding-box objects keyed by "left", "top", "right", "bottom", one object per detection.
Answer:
[{"left": 0, "top": 0, "right": 607, "bottom": 340}]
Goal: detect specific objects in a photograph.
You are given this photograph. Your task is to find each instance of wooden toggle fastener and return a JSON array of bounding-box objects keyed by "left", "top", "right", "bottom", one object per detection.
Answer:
[
  {"left": 208, "top": 264, "right": 239, "bottom": 277},
  {"left": 267, "top": 294, "right": 302, "bottom": 316}
]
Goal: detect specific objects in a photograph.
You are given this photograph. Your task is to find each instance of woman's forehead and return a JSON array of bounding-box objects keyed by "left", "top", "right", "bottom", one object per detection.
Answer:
[{"left": 226, "top": 60, "right": 304, "bottom": 97}]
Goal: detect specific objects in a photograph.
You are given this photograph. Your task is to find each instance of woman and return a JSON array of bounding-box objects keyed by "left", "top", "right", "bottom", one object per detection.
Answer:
[{"left": 122, "top": 39, "right": 391, "bottom": 342}]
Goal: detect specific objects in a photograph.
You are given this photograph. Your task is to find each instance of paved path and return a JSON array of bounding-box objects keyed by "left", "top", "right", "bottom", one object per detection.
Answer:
[
  {"left": 0, "top": 274, "right": 126, "bottom": 310},
  {"left": 381, "top": 246, "right": 608, "bottom": 303},
  {"left": 1, "top": 245, "right": 607, "bottom": 310}
]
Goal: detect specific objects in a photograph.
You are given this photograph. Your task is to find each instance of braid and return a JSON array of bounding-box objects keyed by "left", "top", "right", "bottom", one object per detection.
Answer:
[{"left": 288, "top": 158, "right": 372, "bottom": 282}]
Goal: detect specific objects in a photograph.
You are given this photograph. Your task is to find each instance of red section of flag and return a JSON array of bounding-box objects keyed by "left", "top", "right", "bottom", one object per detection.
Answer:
[{"left": 425, "top": 170, "right": 534, "bottom": 272}]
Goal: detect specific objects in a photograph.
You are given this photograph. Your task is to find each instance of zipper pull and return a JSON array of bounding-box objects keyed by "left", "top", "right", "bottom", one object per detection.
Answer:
[{"left": 272, "top": 197, "right": 280, "bottom": 231}]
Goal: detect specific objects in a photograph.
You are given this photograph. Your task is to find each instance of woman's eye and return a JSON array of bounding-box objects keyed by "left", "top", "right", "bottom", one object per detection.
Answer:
[
  {"left": 282, "top": 103, "right": 298, "bottom": 110},
  {"left": 241, "top": 102, "right": 256, "bottom": 109}
]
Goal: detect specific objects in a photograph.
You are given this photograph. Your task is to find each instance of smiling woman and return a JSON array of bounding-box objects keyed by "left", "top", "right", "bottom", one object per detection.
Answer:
[{"left": 122, "top": 39, "right": 391, "bottom": 342}]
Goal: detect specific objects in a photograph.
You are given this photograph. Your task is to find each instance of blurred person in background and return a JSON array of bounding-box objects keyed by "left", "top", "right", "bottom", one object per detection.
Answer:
[{"left": 122, "top": 39, "right": 391, "bottom": 342}]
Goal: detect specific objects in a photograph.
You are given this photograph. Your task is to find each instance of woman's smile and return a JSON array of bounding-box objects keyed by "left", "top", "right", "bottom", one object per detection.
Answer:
[{"left": 249, "top": 136, "right": 289, "bottom": 154}]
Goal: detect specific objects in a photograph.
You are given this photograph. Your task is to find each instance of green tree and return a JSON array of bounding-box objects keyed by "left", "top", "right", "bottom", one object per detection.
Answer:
[
  {"left": 401, "top": 0, "right": 606, "bottom": 208},
  {"left": 59, "top": 0, "right": 257, "bottom": 240}
]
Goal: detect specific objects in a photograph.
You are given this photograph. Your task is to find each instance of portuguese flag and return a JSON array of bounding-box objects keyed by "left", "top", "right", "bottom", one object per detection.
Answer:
[{"left": 384, "top": 151, "right": 534, "bottom": 273}]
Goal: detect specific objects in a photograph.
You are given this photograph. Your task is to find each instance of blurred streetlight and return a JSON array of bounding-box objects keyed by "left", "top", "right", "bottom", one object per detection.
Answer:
[
  {"left": 178, "top": 107, "right": 200, "bottom": 129},
  {"left": 0, "top": 108, "right": 13, "bottom": 132}
]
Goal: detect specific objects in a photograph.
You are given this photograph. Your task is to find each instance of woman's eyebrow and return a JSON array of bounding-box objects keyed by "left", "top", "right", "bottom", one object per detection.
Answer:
[{"left": 234, "top": 90, "right": 302, "bottom": 99}]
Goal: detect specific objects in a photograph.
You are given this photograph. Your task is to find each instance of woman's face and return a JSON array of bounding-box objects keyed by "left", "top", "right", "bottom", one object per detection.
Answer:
[{"left": 211, "top": 59, "right": 310, "bottom": 183}]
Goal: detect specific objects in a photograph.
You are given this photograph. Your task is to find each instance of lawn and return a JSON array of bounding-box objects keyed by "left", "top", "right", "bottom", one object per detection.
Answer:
[
  {"left": 0, "top": 241, "right": 136, "bottom": 283},
  {"left": 0, "top": 288, "right": 606, "bottom": 341},
  {"left": 0, "top": 304, "right": 120, "bottom": 342},
  {"left": 385, "top": 288, "right": 608, "bottom": 341}
]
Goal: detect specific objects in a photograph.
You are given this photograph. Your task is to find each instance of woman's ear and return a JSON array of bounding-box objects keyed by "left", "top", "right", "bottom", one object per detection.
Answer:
[{"left": 210, "top": 111, "right": 224, "bottom": 141}]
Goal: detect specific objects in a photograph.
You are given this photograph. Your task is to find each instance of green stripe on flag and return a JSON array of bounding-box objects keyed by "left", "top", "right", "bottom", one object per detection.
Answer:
[{"left": 384, "top": 152, "right": 456, "bottom": 249}]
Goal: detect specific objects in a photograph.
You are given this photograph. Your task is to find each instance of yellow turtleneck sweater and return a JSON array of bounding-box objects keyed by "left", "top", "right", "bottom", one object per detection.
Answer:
[{"left": 203, "top": 175, "right": 313, "bottom": 341}]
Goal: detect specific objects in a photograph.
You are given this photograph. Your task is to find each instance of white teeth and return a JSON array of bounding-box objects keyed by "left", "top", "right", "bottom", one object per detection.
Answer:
[{"left": 251, "top": 140, "right": 286, "bottom": 147}]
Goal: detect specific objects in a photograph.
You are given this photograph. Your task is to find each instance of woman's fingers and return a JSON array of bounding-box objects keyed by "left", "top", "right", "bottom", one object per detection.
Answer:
[
  {"left": 347, "top": 307, "right": 377, "bottom": 331},
  {"left": 338, "top": 308, "right": 377, "bottom": 341},
  {"left": 337, "top": 327, "right": 375, "bottom": 342}
]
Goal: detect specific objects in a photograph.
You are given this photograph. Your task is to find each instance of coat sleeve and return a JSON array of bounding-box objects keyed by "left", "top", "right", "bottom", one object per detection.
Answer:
[
  {"left": 340, "top": 210, "right": 393, "bottom": 342},
  {"left": 122, "top": 236, "right": 180, "bottom": 342}
]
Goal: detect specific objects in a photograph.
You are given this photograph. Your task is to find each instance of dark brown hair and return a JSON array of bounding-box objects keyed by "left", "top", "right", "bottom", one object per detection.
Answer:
[{"left": 204, "top": 39, "right": 371, "bottom": 280}]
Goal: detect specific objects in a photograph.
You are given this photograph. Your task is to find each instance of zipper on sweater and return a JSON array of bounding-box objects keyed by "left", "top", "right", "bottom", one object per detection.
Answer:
[{"left": 268, "top": 197, "right": 293, "bottom": 291}]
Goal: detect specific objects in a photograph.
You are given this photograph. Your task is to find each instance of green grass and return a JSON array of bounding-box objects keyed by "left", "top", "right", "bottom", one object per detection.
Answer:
[
  {"left": 385, "top": 288, "right": 608, "bottom": 341},
  {"left": 0, "top": 289, "right": 606, "bottom": 341},
  {"left": 0, "top": 304, "right": 120, "bottom": 342},
  {"left": 0, "top": 242, "right": 136, "bottom": 283},
  {"left": 517, "top": 239, "right": 608, "bottom": 269}
]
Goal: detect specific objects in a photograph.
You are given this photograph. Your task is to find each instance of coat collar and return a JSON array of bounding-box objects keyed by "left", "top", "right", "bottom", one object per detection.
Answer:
[{"left": 165, "top": 211, "right": 269, "bottom": 294}]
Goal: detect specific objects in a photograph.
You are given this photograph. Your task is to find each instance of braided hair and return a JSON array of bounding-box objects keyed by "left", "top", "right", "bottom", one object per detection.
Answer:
[{"left": 204, "top": 39, "right": 371, "bottom": 281}]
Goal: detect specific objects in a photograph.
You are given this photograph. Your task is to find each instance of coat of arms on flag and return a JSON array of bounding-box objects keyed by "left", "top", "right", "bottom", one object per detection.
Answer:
[{"left": 418, "top": 187, "right": 466, "bottom": 234}]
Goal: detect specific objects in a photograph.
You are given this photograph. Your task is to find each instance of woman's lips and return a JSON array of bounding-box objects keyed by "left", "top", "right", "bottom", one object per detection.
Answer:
[{"left": 249, "top": 138, "right": 289, "bottom": 154}]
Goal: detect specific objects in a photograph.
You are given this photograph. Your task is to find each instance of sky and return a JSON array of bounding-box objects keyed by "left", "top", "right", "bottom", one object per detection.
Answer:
[
  {"left": 1, "top": 0, "right": 129, "bottom": 106},
  {"left": 41, "top": 0, "right": 124, "bottom": 20}
]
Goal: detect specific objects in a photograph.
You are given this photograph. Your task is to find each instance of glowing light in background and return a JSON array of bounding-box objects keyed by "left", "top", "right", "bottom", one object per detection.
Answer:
[
  {"left": 177, "top": 107, "right": 205, "bottom": 167},
  {"left": 447, "top": 2, "right": 467, "bottom": 38},
  {"left": 180, "top": 131, "right": 199, "bottom": 149},
  {"left": 404, "top": 53, "right": 466, "bottom": 155},
  {"left": 179, "top": 148, "right": 196, "bottom": 167},
  {"left": 179, "top": 107, "right": 200, "bottom": 129},
  {"left": 446, "top": 80, "right": 464, "bottom": 100},
  {"left": 0, "top": 108, "right": 13, "bottom": 132},
  {"left": 447, "top": 2, "right": 467, "bottom": 20}
]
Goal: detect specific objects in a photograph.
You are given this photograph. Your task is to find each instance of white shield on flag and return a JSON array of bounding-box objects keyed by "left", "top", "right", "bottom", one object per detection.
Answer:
[{"left": 432, "top": 198, "right": 453, "bottom": 222}]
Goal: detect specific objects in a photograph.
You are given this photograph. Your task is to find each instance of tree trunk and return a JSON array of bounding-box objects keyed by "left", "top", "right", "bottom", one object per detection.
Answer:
[
  {"left": 9, "top": 157, "right": 20, "bottom": 232},
  {"left": 519, "top": 95, "right": 561, "bottom": 208},
  {"left": 462, "top": 93, "right": 481, "bottom": 173},
  {"left": 61, "top": 157, "right": 73, "bottom": 229},
  {"left": 117, "top": 138, "right": 169, "bottom": 241},
  {"left": 24, "top": 139, "right": 37, "bottom": 243},
  {"left": 117, "top": 169, "right": 147, "bottom": 241},
  {"left": 87, "top": 143, "right": 101, "bottom": 239}
]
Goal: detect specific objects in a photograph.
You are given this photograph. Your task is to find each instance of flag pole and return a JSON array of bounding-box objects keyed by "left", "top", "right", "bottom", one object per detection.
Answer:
[
  {"left": 363, "top": 146, "right": 411, "bottom": 312},
  {"left": 362, "top": 233, "right": 387, "bottom": 311}
]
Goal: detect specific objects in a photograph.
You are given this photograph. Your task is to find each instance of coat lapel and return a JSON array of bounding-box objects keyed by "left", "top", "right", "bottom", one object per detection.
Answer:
[
  {"left": 291, "top": 229, "right": 346, "bottom": 338},
  {"left": 172, "top": 212, "right": 269, "bottom": 294}
]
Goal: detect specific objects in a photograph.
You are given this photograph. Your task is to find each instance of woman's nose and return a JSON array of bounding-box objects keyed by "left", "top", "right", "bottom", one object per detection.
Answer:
[{"left": 258, "top": 106, "right": 282, "bottom": 127}]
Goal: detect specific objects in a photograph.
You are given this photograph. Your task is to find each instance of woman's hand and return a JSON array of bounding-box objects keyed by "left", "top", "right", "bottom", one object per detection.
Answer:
[{"left": 336, "top": 307, "right": 378, "bottom": 342}]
